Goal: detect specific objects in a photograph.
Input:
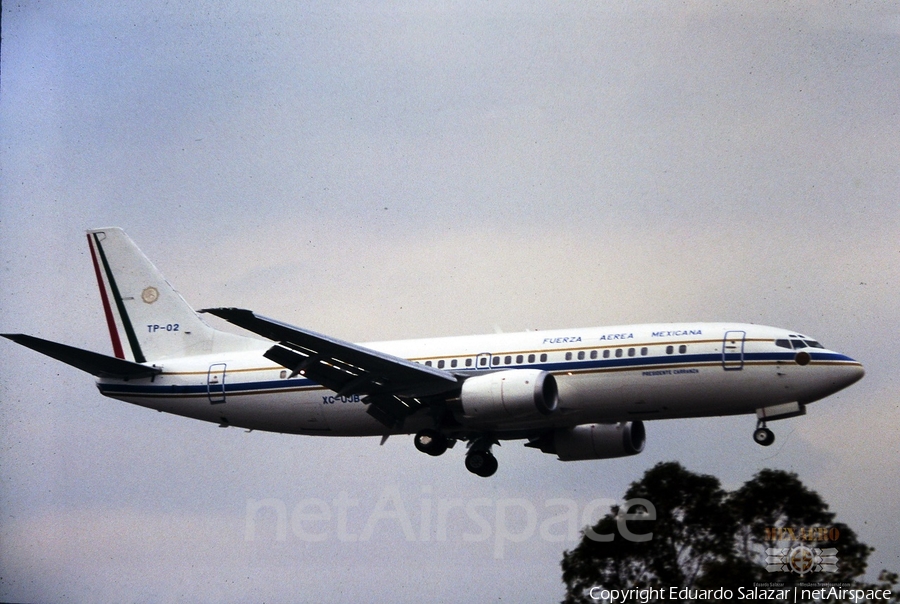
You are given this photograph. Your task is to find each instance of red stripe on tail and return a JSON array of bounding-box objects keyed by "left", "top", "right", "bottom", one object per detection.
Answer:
[{"left": 87, "top": 233, "right": 125, "bottom": 359}]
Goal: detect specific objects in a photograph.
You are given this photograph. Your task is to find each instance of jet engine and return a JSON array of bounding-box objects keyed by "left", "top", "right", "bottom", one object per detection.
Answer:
[
  {"left": 459, "top": 369, "right": 558, "bottom": 420},
  {"left": 534, "top": 421, "right": 645, "bottom": 461}
]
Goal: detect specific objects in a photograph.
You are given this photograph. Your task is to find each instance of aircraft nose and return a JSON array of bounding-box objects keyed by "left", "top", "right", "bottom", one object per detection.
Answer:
[
  {"left": 836, "top": 357, "right": 865, "bottom": 389},
  {"left": 847, "top": 361, "right": 865, "bottom": 384}
]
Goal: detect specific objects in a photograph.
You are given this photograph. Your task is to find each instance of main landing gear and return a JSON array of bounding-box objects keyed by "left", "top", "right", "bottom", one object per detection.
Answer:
[
  {"left": 753, "top": 420, "right": 775, "bottom": 446},
  {"left": 413, "top": 430, "right": 498, "bottom": 477},
  {"left": 414, "top": 429, "right": 450, "bottom": 456},
  {"left": 464, "top": 437, "right": 498, "bottom": 477},
  {"left": 465, "top": 449, "right": 498, "bottom": 478}
]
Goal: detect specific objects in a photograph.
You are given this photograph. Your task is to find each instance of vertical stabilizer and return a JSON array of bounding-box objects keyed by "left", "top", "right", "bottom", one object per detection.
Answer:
[{"left": 87, "top": 228, "right": 261, "bottom": 361}]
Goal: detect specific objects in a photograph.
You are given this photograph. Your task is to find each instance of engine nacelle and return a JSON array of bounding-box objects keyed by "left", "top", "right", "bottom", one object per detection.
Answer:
[
  {"left": 459, "top": 369, "right": 558, "bottom": 420},
  {"left": 538, "top": 422, "right": 645, "bottom": 461}
]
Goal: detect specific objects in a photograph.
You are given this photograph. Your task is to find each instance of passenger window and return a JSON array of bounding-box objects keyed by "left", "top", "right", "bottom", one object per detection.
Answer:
[
  {"left": 516, "top": 354, "right": 523, "bottom": 364},
  {"left": 425, "top": 361, "right": 432, "bottom": 367},
  {"left": 590, "top": 350, "right": 597, "bottom": 359},
  {"left": 540, "top": 353, "right": 547, "bottom": 362},
  {"left": 504, "top": 355, "right": 512, "bottom": 364},
  {"left": 437, "top": 360, "right": 445, "bottom": 368},
  {"left": 466, "top": 358, "right": 473, "bottom": 367},
  {"left": 679, "top": 345, "right": 687, "bottom": 354},
  {"left": 479, "top": 357, "right": 487, "bottom": 367},
  {"left": 641, "top": 347, "right": 648, "bottom": 356},
  {"left": 615, "top": 349, "right": 623, "bottom": 358},
  {"left": 492, "top": 357, "right": 500, "bottom": 366},
  {"left": 565, "top": 352, "right": 573, "bottom": 361},
  {"left": 577, "top": 351, "right": 585, "bottom": 360},
  {"left": 603, "top": 350, "right": 610, "bottom": 359},
  {"left": 528, "top": 354, "right": 535, "bottom": 363},
  {"left": 666, "top": 345, "right": 674, "bottom": 355},
  {"left": 628, "top": 348, "right": 635, "bottom": 357},
  {"left": 451, "top": 359, "right": 458, "bottom": 368}
]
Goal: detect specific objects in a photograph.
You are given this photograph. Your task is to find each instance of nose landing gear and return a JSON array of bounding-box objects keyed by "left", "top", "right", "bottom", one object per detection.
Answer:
[{"left": 753, "top": 420, "right": 775, "bottom": 446}]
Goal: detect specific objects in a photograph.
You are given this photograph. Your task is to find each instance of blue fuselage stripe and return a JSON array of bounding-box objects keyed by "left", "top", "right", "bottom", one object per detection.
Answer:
[{"left": 97, "top": 351, "right": 856, "bottom": 397}]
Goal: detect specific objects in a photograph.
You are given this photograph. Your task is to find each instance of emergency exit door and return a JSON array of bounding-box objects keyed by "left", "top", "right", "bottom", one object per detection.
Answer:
[
  {"left": 722, "top": 331, "right": 746, "bottom": 371},
  {"left": 208, "top": 363, "right": 226, "bottom": 403}
]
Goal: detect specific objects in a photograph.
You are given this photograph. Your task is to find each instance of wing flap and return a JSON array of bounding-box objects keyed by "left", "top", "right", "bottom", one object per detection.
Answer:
[
  {"left": 202, "top": 307, "right": 460, "bottom": 400},
  {"left": 364, "top": 394, "right": 425, "bottom": 428},
  {"left": 263, "top": 342, "right": 379, "bottom": 394},
  {"left": 2, "top": 333, "right": 162, "bottom": 380},
  {"left": 260, "top": 340, "right": 433, "bottom": 427}
]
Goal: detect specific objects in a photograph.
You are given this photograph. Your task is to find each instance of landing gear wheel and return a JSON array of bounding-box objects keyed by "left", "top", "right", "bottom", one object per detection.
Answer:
[
  {"left": 414, "top": 429, "right": 449, "bottom": 456},
  {"left": 465, "top": 450, "right": 498, "bottom": 477},
  {"left": 753, "top": 427, "right": 775, "bottom": 446}
]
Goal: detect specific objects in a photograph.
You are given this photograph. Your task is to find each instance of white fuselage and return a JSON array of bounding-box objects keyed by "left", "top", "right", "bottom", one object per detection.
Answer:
[{"left": 96, "top": 322, "right": 864, "bottom": 438}]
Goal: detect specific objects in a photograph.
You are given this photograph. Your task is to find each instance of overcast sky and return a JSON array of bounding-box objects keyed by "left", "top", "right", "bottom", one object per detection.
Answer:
[{"left": 2, "top": 2, "right": 899, "bottom": 602}]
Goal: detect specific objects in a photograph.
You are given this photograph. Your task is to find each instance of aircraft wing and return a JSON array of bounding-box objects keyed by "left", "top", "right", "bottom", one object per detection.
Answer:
[
  {"left": 1, "top": 333, "right": 162, "bottom": 380},
  {"left": 201, "top": 308, "right": 460, "bottom": 427}
]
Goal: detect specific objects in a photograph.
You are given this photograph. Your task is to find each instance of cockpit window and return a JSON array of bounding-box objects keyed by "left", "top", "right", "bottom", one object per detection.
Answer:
[{"left": 776, "top": 337, "right": 825, "bottom": 350}]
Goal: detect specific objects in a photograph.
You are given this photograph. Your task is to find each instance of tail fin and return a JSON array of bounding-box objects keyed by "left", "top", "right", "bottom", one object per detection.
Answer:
[{"left": 87, "top": 228, "right": 261, "bottom": 361}]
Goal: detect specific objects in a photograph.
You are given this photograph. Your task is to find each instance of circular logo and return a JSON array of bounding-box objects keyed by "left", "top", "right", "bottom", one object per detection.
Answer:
[
  {"left": 788, "top": 546, "right": 815, "bottom": 575},
  {"left": 141, "top": 286, "right": 159, "bottom": 304}
]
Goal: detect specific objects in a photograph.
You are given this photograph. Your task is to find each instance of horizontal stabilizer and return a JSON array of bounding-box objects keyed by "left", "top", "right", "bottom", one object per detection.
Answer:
[{"left": 1, "top": 334, "right": 162, "bottom": 379}]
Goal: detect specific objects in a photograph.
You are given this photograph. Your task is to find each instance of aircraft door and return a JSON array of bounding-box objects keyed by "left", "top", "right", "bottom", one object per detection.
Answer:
[
  {"left": 722, "top": 331, "right": 746, "bottom": 371},
  {"left": 208, "top": 363, "right": 226, "bottom": 403}
]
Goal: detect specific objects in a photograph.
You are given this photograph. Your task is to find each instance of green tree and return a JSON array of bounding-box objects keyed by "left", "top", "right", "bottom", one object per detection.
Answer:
[
  {"left": 561, "top": 462, "right": 898, "bottom": 604},
  {"left": 724, "top": 468, "right": 873, "bottom": 586}
]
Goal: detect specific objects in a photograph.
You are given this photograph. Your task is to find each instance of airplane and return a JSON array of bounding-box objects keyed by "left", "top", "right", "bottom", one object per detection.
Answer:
[{"left": 2, "top": 228, "right": 865, "bottom": 477}]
